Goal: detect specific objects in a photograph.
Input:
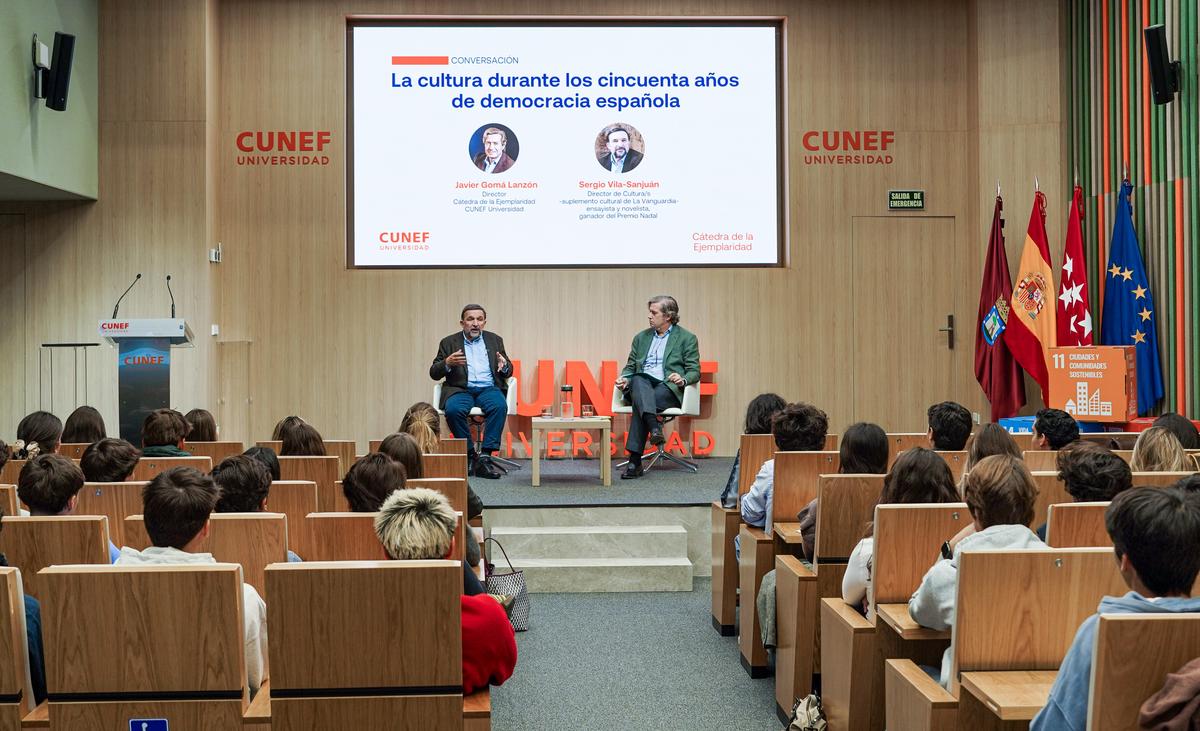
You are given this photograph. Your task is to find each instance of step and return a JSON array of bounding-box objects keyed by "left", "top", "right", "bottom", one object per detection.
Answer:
[
  {"left": 488, "top": 525, "right": 687, "bottom": 560},
  {"left": 506, "top": 557, "right": 692, "bottom": 593}
]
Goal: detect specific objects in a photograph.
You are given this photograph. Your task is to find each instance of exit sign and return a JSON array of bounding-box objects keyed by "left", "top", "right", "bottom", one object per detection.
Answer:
[{"left": 888, "top": 190, "right": 925, "bottom": 210}]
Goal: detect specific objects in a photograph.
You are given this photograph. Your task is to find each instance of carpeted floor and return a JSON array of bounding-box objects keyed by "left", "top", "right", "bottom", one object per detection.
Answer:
[
  {"left": 490, "top": 577, "right": 779, "bottom": 730},
  {"left": 470, "top": 457, "right": 734, "bottom": 507}
]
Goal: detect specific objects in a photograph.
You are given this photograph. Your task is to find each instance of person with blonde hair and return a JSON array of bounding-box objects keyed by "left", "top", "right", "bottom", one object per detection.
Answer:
[
  {"left": 1129, "top": 426, "right": 1188, "bottom": 472},
  {"left": 399, "top": 402, "right": 441, "bottom": 454},
  {"left": 909, "top": 454, "right": 1044, "bottom": 687},
  {"left": 373, "top": 488, "right": 517, "bottom": 695}
]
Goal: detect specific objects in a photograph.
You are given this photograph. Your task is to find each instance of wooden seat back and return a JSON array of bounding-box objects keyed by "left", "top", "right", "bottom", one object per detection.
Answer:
[
  {"left": 41, "top": 563, "right": 247, "bottom": 727},
  {"left": 57, "top": 443, "right": 90, "bottom": 459},
  {"left": 131, "top": 456, "right": 212, "bottom": 481},
  {"left": 421, "top": 453, "right": 469, "bottom": 481},
  {"left": 258, "top": 440, "right": 356, "bottom": 475},
  {"left": 771, "top": 452, "right": 840, "bottom": 526},
  {"left": 1030, "top": 471, "right": 1071, "bottom": 528},
  {"left": 872, "top": 504, "right": 969, "bottom": 606},
  {"left": 1089, "top": 614, "right": 1200, "bottom": 730},
  {"left": 0, "top": 567, "right": 34, "bottom": 722},
  {"left": 1081, "top": 432, "right": 1141, "bottom": 449},
  {"left": 1131, "top": 471, "right": 1192, "bottom": 486},
  {"left": 887, "top": 434, "right": 929, "bottom": 465},
  {"left": 1022, "top": 450, "right": 1060, "bottom": 472},
  {"left": 0, "top": 516, "right": 110, "bottom": 599},
  {"left": 0, "top": 461, "right": 25, "bottom": 486},
  {"left": 1009, "top": 432, "right": 1034, "bottom": 451},
  {"left": 823, "top": 434, "right": 839, "bottom": 450},
  {"left": 305, "top": 512, "right": 466, "bottom": 563},
  {"left": 737, "top": 434, "right": 777, "bottom": 499},
  {"left": 265, "top": 561, "right": 462, "bottom": 728},
  {"left": 266, "top": 480, "right": 319, "bottom": 559},
  {"left": 0, "top": 486, "right": 15, "bottom": 518},
  {"left": 936, "top": 451, "right": 967, "bottom": 482},
  {"left": 369, "top": 437, "right": 468, "bottom": 455},
  {"left": 185, "top": 441, "right": 245, "bottom": 465},
  {"left": 123, "top": 513, "right": 288, "bottom": 597},
  {"left": 1046, "top": 502, "right": 1111, "bottom": 548},
  {"left": 407, "top": 478, "right": 470, "bottom": 516},
  {"left": 75, "top": 481, "right": 149, "bottom": 547},
  {"left": 277, "top": 456, "right": 341, "bottom": 512},
  {"left": 951, "top": 548, "right": 1127, "bottom": 693},
  {"left": 813, "top": 474, "right": 886, "bottom": 578}
]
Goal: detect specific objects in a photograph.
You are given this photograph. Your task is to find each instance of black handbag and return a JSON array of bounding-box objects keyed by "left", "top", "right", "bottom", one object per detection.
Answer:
[{"left": 484, "top": 537, "right": 530, "bottom": 632}]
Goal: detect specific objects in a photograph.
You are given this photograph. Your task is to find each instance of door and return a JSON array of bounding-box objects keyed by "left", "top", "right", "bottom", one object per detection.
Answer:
[{"left": 851, "top": 216, "right": 957, "bottom": 432}]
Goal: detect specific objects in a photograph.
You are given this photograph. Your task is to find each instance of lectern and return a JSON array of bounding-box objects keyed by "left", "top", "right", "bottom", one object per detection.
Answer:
[{"left": 98, "top": 319, "right": 194, "bottom": 442}]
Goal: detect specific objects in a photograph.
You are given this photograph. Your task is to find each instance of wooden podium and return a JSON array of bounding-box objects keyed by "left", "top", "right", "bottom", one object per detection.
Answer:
[{"left": 98, "top": 319, "right": 194, "bottom": 442}]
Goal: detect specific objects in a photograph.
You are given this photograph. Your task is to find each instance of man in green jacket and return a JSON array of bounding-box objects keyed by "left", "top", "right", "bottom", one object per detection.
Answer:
[{"left": 615, "top": 295, "right": 700, "bottom": 479}]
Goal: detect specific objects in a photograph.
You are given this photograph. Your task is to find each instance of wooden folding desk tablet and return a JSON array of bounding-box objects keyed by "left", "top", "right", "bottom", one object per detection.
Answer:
[{"left": 530, "top": 416, "right": 611, "bottom": 487}]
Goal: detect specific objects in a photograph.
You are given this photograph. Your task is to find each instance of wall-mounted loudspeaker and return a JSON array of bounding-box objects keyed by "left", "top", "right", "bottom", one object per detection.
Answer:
[
  {"left": 1144, "top": 24, "right": 1180, "bottom": 105},
  {"left": 45, "top": 32, "right": 75, "bottom": 112}
]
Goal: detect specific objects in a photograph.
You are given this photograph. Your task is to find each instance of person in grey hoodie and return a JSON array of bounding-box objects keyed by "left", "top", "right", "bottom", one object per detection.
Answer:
[
  {"left": 908, "top": 454, "right": 1045, "bottom": 687},
  {"left": 1031, "top": 486, "right": 1200, "bottom": 731},
  {"left": 115, "top": 467, "right": 267, "bottom": 696}
]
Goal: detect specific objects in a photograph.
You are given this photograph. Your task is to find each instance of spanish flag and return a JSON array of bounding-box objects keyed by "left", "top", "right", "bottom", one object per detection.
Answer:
[{"left": 1004, "top": 191, "right": 1057, "bottom": 398}]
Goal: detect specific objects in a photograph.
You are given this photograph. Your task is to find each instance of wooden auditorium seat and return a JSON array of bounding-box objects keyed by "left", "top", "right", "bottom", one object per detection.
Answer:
[
  {"left": 1029, "top": 472, "right": 1071, "bottom": 530},
  {"left": 265, "top": 480, "right": 319, "bottom": 560},
  {"left": 407, "top": 478, "right": 470, "bottom": 517},
  {"left": 276, "top": 456, "right": 340, "bottom": 512},
  {"left": 40, "top": 563, "right": 253, "bottom": 728},
  {"left": 56, "top": 443, "right": 90, "bottom": 460},
  {"left": 774, "top": 473, "right": 884, "bottom": 717},
  {"left": 262, "top": 561, "right": 466, "bottom": 730},
  {"left": 1045, "top": 502, "right": 1111, "bottom": 548},
  {"left": 74, "top": 481, "right": 148, "bottom": 547},
  {"left": 935, "top": 451, "right": 967, "bottom": 482},
  {"left": 0, "top": 567, "right": 37, "bottom": 727},
  {"left": 258, "top": 439, "right": 357, "bottom": 475},
  {"left": 1131, "top": 470, "right": 1192, "bottom": 486},
  {"left": 130, "top": 456, "right": 212, "bottom": 482},
  {"left": 184, "top": 441, "right": 245, "bottom": 464},
  {"left": 304, "top": 512, "right": 466, "bottom": 563},
  {"left": 1088, "top": 614, "right": 1200, "bottom": 730},
  {"left": 0, "top": 516, "right": 110, "bottom": 600},
  {"left": 1023, "top": 450, "right": 1061, "bottom": 472},
  {"left": 711, "top": 433, "right": 776, "bottom": 636},
  {"left": 421, "top": 453, "right": 469, "bottom": 481},
  {"left": 886, "top": 433, "right": 929, "bottom": 465},
  {"left": 738, "top": 450, "right": 838, "bottom": 676},
  {"left": 884, "top": 548, "right": 1126, "bottom": 730},
  {"left": 820, "top": 503, "right": 969, "bottom": 731},
  {"left": 0, "top": 486, "right": 15, "bottom": 518},
  {"left": 123, "top": 513, "right": 287, "bottom": 597},
  {"left": 369, "top": 437, "right": 469, "bottom": 455}
]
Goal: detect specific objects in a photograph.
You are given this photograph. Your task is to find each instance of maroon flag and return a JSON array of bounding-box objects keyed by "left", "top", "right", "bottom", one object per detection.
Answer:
[{"left": 975, "top": 196, "right": 1027, "bottom": 420}]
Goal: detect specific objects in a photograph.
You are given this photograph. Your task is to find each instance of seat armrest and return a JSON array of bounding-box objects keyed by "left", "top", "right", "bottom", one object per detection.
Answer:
[
  {"left": 244, "top": 680, "right": 272, "bottom": 724},
  {"left": 21, "top": 701, "right": 49, "bottom": 728},
  {"left": 679, "top": 383, "right": 700, "bottom": 415},
  {"left": 821, "top": 597, "right": 873, "bottom": 632},
  {"left": 611, "top": 384, "right": 632, "bottom": 413},
  {"left": 885, "top": 659, "right": 958, "bottom": 731}
]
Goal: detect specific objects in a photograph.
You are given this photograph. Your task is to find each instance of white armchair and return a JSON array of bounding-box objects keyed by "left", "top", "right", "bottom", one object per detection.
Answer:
[{"left": 613, "top": 381, "right": 700, "bottom": 473}]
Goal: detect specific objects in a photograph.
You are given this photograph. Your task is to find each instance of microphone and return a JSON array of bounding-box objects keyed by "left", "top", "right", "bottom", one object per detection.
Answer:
[
  {"left": 166, "top": 274, "right": 176, "bottom": 318},
  {"left": 112, "top": 273, "right": 142, "bottom": 319}
]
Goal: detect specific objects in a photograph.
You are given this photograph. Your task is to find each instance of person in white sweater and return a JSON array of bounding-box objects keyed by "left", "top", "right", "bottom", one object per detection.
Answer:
[
  {"left": 908, "top": 454, "right": 1044, "bottom": 687},
  {"left": 841, "top": 447, "right": 960, "bottom": 619},
  {"left": 115, "top": 467, "right": 267, "bottom": 696}
]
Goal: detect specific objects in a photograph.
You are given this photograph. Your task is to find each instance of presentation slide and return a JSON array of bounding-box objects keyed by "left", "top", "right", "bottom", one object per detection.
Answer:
[{"left": 348, "top": 21, "right": 783, "bottom": 268}]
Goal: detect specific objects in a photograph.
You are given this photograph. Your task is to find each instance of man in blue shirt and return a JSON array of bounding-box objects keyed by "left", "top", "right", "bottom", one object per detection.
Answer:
[{"left": 430, "top": 305, "right": 515, "bottom": 479}]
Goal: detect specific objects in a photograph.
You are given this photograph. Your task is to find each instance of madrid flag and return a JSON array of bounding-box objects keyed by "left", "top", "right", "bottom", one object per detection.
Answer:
[
  {"left": 974, "top": 196, "right": 1026, "bottom": 420},
  {"left": 1005, "top": 191, "right": 1057, "bottom": 397},
  {"left": 1057, "top": 185, "right": 1094, "bottom": 346}
]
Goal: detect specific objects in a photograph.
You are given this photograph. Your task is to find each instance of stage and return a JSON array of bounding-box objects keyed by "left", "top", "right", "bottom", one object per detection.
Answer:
[{"left": 474, "top": 457, "right": 732, "bottom": 591}]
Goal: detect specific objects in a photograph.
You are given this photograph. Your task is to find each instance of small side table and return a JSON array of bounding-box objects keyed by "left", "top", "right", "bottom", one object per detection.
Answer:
[{"left": 530, "top": 416, "right": 612, "bottom": 487}]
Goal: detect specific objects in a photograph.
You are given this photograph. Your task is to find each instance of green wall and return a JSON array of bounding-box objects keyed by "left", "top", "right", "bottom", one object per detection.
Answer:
[{"left": 0, "top": 0, "right": 97, "bottom": 200}]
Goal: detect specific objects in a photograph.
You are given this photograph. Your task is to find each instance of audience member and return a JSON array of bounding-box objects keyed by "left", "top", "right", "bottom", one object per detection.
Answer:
[
  {"left": 965, "top": 423, "right": 1022, "bottom": 472},
  {"left": 1031, "top": 487, "right": 1200, "bottom": 730},
  {"left": 61, "top": 406, "right": 106, "bottom": 444},
  {"left": 184, "top": 408, "right": 217, "bottom": 442},
  {"left": 18, "top": 454, "right": 120, "bottom": 562},
  {"left": 12, "top": 411, "right": 63, "bottom": 458},
  {"left": 0, "top": 507, "right": 45, "bottom": 705},
  {"left": 908, "top": 454, "right": 1043, "bottom": 687},
  {"left": 80, "top": 438, "right": 141, "bottom": 482},
  {"left": 1030, "top": 442, "right": 1135, "bottom": 540},
  {"left": 0, "top": 440, "right": 8, "bottom": 473},
  {"left": 1175, "top": 473, "right": 1200, "bottom": 493},
  {"left": 1153, "top": 413, "right": 1200, "bottom": 450},
  {"left": 115, "top": 467, "right": 267, "bottom": 696},
  {"left": 399, "top": 402, "right": 441, "bottom": 454},
  {"left": 927, "top": 401, "right": 973, "bottom": 451},
  {"left": 140, "top": 409, "right": 192, "bottom": 457},
  {"left": 373, "top": 488, "right": 517, "bottom": 694},
  {"left": 1032, "top": 408, "right": 1080, "bottom": 450},
  {"left": 1129, "top": 426, "right": 1188, "bottom": 472},
  {"left": 739, "top": 402, "right": 828, "bottom": 544},
  {"left": 342, "top": 453, "right": 406, "bottom": 512},
  {"left": 719, "top": 393, "right": 786, "bottom": 509},
  {"left": 797, "top": 422, "right": 887, "bottom": 560},
  {"left": 842, "top": 447, "right": 959, "bottom": 618},
  {"left": 211, "top": 455, "right": 302, "bottom": 562},
  {"left": 380, "top": 431, "right": 484, "bottom": 521},
  {"left": 273, "top": 416, "right": 326, "bottom": 456},
  {"left": 243, "top": 446, "right": 281, "bottom": 481}
]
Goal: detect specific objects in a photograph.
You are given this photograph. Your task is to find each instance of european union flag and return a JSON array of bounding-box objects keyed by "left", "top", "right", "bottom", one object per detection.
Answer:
[{"left": 1100, "top": 181, "right": 1164, "bottom": 414}]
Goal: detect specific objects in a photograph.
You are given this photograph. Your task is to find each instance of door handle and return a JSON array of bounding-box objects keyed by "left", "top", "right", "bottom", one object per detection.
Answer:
[{"left": 938, "top": 314, "right": 955, "bottom": 350}]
